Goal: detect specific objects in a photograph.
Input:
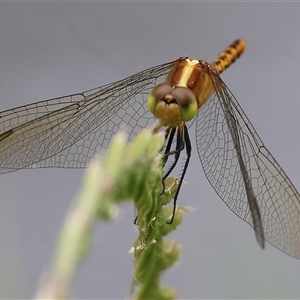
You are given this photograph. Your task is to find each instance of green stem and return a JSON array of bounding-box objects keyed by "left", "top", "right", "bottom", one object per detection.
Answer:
[{"left": 34, "top": 129, "right": 186, "bottom": 300}]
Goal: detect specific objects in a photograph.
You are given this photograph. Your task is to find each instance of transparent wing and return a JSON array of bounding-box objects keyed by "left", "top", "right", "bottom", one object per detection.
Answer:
[
  {"left": 0, "top": 61, "right": 175, "bottom": 173},
  {"left": 195, "top": 76, "right": 300, "bottom": 259}
]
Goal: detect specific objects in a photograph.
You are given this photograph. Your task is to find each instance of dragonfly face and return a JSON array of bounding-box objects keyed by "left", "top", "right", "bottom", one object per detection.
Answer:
[
  {"left": 1, "top": 40, "right": 300, "bottom": 259},
  {"left": 148, "top": 81, "right": 198, "bottom": 126}
]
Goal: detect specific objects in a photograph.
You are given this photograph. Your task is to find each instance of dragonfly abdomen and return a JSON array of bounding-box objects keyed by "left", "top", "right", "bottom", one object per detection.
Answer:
[{"left": 213, "top": 39, "right": 246, "bottom": 74}]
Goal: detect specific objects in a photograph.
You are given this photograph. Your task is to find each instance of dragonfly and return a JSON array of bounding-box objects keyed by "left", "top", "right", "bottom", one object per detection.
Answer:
[{"left": 0, "top": 40, "right": 300, "bottom": 259}]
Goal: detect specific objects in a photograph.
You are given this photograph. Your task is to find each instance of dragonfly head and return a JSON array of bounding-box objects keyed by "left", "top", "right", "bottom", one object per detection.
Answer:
[{"left": 147, "top": 83, "right": 197, "bottom": 127}]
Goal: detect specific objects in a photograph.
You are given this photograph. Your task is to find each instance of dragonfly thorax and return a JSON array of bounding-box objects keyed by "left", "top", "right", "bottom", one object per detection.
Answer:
[{"left": 166, "top": 58, "right": 215, "bottom": 110}]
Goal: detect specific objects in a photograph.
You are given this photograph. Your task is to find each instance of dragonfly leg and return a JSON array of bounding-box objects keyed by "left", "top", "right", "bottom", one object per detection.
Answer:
[
  {"left": 166, "top": 125, "right": 191, "bottom": 224},
  {"left": 161, "top": 126, "right": 185, "bottom": 198}
]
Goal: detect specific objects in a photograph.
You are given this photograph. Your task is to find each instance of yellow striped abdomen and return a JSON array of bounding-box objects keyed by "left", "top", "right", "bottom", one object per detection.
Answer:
[{"left": 213, "top": 39, "right": 246, "bottom": 74}]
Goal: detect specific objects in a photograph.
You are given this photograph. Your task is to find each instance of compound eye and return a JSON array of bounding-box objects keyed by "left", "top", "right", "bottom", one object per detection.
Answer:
[
  {"left": 147, "top": 83, "right": 172, "bottom": 114},
  {"left": 172, "top": 87, "right": 197, "bottom": 122}
]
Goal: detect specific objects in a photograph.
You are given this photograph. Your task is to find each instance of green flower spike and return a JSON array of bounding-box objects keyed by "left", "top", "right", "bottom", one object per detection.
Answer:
[{"left": 34, "top": 128, "right": 188, "bottom": 300}]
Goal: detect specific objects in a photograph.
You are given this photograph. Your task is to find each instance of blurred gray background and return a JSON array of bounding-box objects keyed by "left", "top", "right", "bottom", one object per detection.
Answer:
[{"left": 1, "top": 2, "right": 300, "bottom": 299}]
